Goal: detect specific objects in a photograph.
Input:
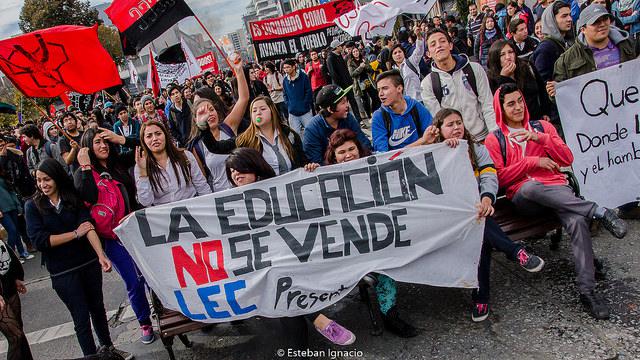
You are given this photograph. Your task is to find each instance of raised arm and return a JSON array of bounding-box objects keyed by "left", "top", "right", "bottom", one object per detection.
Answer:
[{"left": 224, "top": 58, "right": 250, "bottom": 134}]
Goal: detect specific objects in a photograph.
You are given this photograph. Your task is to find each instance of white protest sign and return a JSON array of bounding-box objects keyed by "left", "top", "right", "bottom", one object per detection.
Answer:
[
  {"left": 155, "top": 62, "right": 188, "bottom": 88},
  {"left": 114, "top": 143, "right": 484, "bottom": 323},
  {"left": 556, "top": 58, "right": 640, "bottom": 208}
]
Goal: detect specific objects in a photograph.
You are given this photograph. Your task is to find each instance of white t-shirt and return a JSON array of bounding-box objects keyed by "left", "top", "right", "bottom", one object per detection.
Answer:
[
  {"left": 507, "top": 125, "right": 527, "bottom": 156},
  {"left": 203, "top": 130, "right": 233, "bottom": 192}
]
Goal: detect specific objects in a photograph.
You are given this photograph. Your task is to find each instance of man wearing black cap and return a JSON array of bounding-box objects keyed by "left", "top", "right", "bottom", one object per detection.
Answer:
[
  {"left": 326, "top": 39, "right": 363, "bottom": 124},
  {"left": 302, "top": 84, "right": 372, "bottom": 164}
]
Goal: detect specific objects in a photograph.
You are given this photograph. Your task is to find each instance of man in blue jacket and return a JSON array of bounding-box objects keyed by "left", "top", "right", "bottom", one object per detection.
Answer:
[
  {"left": 371, "top": 70, "right": 433, "bottom": 153},
  {"left": 282, "top": 59, "right": 314, "bottom": 138},
  {"left": 303, "top": 85, "right": 371, "bottom": 164}
]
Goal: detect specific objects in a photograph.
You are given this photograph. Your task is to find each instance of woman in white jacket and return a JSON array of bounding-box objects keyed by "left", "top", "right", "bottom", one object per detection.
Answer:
[{"left": 391, "top": 29, "right": 425, "bottom": 101}]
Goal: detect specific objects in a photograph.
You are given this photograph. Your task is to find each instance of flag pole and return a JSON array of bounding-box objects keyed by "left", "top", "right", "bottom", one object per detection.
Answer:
[{"left": 193, "top": 14, "right": 234, "bottom": 71}]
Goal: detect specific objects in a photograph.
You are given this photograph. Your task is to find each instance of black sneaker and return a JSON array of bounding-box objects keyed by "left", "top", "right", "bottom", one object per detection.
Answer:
[
  {"left": 382, "top": 306, "right": 418, "bottom": 338},
  {"left": 600, "top": 209, "right": 627, "bottom": 239},
  {"left": 580, "top": 291, "right": 610, "bottom": 320},
  {"left": 517, "top": 249, "right": 545, "bottom": 272},
  {"left": 472, "top": 303, "right": 489, "bottom": 322}
]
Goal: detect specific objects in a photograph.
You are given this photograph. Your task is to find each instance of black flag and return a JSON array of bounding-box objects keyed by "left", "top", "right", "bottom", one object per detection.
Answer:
[{"left": 106, "top": 0, "right": 194, "bottom": 56}]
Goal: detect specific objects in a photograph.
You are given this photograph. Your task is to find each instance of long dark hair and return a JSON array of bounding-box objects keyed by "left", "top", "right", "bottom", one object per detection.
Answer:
[
  {"left": 324, "top": 129, "right": 371, "bottom": 165},
  {"left": 33, "top": 158, "right": 83, "bottom": 213},
  {"left": 487, "top": 40, "right": 531, "bottom": 91},
  {"left": 432, "top": 108, "right": 479, "bottom": 171},
  {"left": 478, "top": 15, "right": 503, "bottom": 43},
  {"left": 225, "top": 147, "right": 276, "bottom": 186},
  {"left": 80, "top": 128, "right": 119, "bottom": 172},
  {"left": 140, "top": 120, "right": 193, "bottom": 193}
]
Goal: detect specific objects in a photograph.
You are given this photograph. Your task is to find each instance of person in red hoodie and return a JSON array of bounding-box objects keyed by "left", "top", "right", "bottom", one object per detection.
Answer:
[{"left": 485, "top": 83, "right": 627, "bottom": 320}]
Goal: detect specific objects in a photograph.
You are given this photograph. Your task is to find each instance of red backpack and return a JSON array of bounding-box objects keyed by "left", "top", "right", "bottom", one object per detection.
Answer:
[{"left": 89, "top": 170, "right": 127, "bottom": 240}]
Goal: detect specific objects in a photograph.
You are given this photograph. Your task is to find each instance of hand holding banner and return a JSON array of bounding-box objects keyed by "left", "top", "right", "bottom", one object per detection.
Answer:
[{"left": 114, "top": 143, "right": 484, "bottom": 322}]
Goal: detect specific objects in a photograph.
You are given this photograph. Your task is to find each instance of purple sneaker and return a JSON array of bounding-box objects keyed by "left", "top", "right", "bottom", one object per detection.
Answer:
[{"left": 315, "top": 320, "right": 355, "bottom": 346}]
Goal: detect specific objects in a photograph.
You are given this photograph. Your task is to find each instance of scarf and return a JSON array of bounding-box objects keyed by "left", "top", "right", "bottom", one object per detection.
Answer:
[{"left": 485, "top": 28, "right": 497, "bottom": 40}]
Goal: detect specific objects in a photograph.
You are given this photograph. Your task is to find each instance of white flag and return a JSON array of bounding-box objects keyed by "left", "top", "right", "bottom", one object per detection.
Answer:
[
  {"left": 180, "top": 38, "right": 202, "bottom": 78},
  {"left": 335, "top": 0, "right": 436, "bottom": 40},
  {"left": 128, "top": 60, "right": 140, "bottom": 88}
]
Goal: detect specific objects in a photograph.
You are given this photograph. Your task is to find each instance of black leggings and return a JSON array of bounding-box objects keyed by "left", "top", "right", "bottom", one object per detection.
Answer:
[
  {"left": 0, "top": 293, "right": 33, "bottom": 360},
  {"left": 51, "top": 261, "right": 112, "bottom": 356}
]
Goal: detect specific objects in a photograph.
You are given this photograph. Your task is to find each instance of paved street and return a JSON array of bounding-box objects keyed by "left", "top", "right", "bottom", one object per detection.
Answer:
[{"left": 4, "top": 219, "right": 639, "bottom": 360}]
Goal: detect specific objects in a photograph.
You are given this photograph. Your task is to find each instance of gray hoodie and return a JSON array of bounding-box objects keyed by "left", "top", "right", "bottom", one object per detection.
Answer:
[{"left": 541, "top": 1, "right": 569, "bottom": 43}]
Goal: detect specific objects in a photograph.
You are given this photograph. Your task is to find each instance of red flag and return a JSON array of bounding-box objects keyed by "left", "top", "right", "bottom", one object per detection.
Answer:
[
  {"left": 148, "top": 48, "right": 161, "bottom": 97},
  {"left": 60, "top": 93, "right": 72, "bottom": 107},
  {"left": 0, "top": 25, "right": 121, "bottom": 98},
  {"left": 106, "top": 0, "right": 194, "bottom": 56}
]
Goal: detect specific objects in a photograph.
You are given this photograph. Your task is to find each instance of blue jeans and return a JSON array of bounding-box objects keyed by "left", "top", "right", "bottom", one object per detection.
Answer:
[
  {"left": 1, "top": 210, "right": 26, "bottom": 257},
  {"left": 472, "top": 217, "right": 522, "bottom": 303},
  {"left": 104, "top": 239, "right": 152, "bottom": 326},
  {"left": 288, "top": 111, "right": 313, "bottom": 140}
]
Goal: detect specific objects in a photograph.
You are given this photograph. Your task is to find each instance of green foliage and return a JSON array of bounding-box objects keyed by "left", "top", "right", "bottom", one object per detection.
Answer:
[
  {"left": 19, "top": 0, "right": 100, "bottom": 33},
  {"left": 98, "top": 25, "right": 125, "bottom": 66}
]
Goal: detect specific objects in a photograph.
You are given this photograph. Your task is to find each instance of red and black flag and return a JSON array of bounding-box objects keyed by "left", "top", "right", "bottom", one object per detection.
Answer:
[
  {"left": 0, "top": 25, "right": 122, "bottom": 98},
  {"left": 106, "top": 0, "right": 195, "bottom": 56}
]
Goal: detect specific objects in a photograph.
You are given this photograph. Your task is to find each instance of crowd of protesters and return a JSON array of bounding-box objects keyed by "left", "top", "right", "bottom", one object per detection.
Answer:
[{"left": 0, "top": 0, "right": 638, "bottom": 358}]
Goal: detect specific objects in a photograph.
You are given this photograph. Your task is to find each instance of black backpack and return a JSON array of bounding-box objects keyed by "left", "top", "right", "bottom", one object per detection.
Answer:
[
  {"left": 430, "top": 63, "right": 478, "bottom": 104},
  {"left": 381, "top": 105, "right": 423, "bottom": 138},
  {"left": 492, "top": 119, "right": 544, "bottom": 166}
]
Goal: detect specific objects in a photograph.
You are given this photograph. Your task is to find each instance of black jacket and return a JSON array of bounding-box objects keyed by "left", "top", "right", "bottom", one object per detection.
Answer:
[
  {"left": 326, "top": 51, "right": 352, "bottom": 88},
  {"left": 168, "top": 103, "right": 192, "bottom": 148}
]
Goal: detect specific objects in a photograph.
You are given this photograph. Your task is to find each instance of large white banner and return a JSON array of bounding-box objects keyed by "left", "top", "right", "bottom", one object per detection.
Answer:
[
  {"left": 114, "top": 144, "right": 484, "bottom": 322},
  {"left": 556, "top": 58, "right": 640, "bottom": 208},
  {"left": 335, "top": 0, "right": 436, "bottom": 41}
]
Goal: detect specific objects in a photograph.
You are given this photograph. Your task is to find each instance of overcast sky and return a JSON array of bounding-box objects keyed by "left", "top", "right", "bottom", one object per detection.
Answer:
[{"left": 0, "top": 0, "right": 251, "bottom": 40}]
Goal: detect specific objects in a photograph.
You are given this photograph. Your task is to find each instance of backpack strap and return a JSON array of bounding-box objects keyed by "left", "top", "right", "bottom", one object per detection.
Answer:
[
  {"left": 382, "top": 110, "right": 392, "bottom": 136},
  {"left": 430, "top": 71, "right": 443, "bottom": 104},
  {"left": 493, "top": 128, "right": 508, "bottom": 167},
  {"left": 409, "top": 105, "right": 423, "bottom": 137},
  {"left": 219, "top": 122, "right": 235, "bottom": 138},
  {"left": 461, "top": 63, "right": 478, "bottom": 97},
  {"left": 405, "top": 60, "right": 423, "bottom": 80},
  {"left": 529, "top": 119, "right": 544, "bottom": 133},
  {"left": 192, "top": 140, "right": 211, "bottom": 179}
]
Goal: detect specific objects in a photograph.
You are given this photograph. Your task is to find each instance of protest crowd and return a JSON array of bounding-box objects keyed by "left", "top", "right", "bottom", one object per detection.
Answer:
[{"left": 0, "top": 0, "right": 639, "bottom": 358}]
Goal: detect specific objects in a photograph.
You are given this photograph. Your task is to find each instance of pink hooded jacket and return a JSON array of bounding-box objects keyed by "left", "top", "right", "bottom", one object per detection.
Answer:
[{"left": 484, "top": 87, "right": 574, "bottom": 199}]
